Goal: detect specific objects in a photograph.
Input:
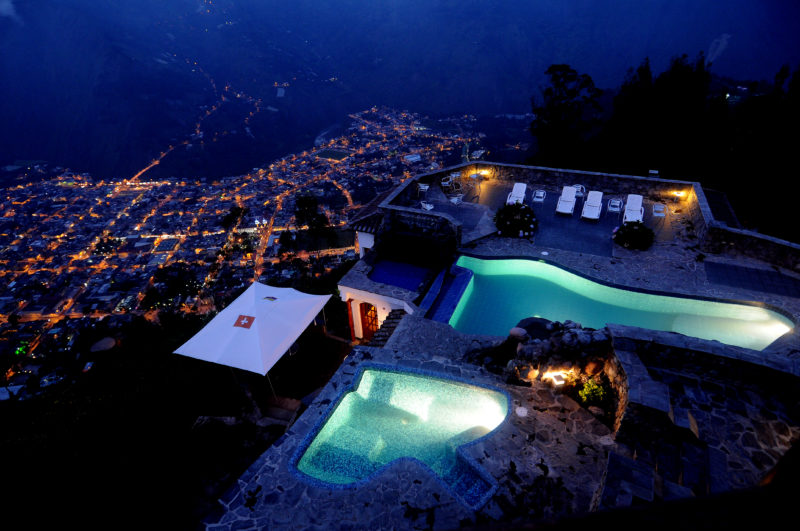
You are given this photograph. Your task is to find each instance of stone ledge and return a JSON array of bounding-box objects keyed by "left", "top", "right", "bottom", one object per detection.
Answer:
[{"left": 608, "top": 323, "right": 800, "bottom": 378}]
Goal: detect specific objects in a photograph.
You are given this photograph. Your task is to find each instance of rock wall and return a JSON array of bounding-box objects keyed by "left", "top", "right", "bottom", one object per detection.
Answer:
[
  {"left": 702, "top": 222, "right": 800, "bottom": 272},
  {"left": 464, "top": 162, "right": 696, "bottom": 199},
  {"left": 603, "top": 354, "right": 629, "bottom": 434}
]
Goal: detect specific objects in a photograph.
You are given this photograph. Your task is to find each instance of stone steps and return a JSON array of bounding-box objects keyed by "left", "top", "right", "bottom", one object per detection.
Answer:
[
  {"left": 600, "top": 333, "right": 733, "bottom": 509},
  {"left": 367, "top": 309, "right": 406, "bottom": 347}
]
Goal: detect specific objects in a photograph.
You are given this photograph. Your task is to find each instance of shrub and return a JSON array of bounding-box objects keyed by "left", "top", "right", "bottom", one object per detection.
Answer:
[
  {"left": 494, "top": 203, "right": 537, "bottom": 237},
  {"left": 579, "top": 378, "right": 606, "bottom": 405},
  {"left": 613, "top": 221, "right": 654, "bottom": 250}
]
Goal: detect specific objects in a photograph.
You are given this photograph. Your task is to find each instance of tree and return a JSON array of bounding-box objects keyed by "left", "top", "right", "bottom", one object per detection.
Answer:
[
  {"left": 529, "top": 64, "right": 602, "bottom": 165},
  {"left": 589, "top": 53, "right": 715, "bottom": 177},
  {"left": 294, "top": 194, "right": 329, "bottom": 233},
  {"left": 599, "top": 58, "right": 655, "bottom": 170},
  {"left": 220, "top": 206, "right": 247, "bottom": 231},
  {"left": 278, "top": 230, "right": 296, "bottom": 254}
]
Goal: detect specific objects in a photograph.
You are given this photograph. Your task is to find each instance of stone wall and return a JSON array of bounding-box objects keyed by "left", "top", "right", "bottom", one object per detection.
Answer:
[
  {"left": 702, "top": 222, "right": 800, "bottom": 272},
  {"left": 381, "top": 205, "right": 462, "bottom": 243},
  {"left": 462, "top": 162, "right": 697, "bottom": 198},
  {"left": 685, "top": 184, "right": 709, "bottom": 239},
  {"left": 603, "top": 354, "right": 629, "bottom": 434},
  {"left": 379, "top": 175, "right": 463, "bottom": 241}
]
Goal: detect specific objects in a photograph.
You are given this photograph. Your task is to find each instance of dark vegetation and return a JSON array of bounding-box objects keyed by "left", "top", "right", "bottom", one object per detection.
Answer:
[
  {"left": 278, "top": 195, "right": 355, "bottom": 256},
  {"left": 528, "top": 58, "right": 800, "bottom": 241},
  {"left": 294, "top": 194, "right": 332, "bottom": 235},
  {"left": 140, "top": 261, "right": 204, "bottom": 310},
  {"left": 220, "top": 206, "right": 248, "bottom": 231},
  {"left": 2, "top": 261, "right": 355, "bottom": 528},
  {"left": 612, "top": 222, "right": 655, "bottom": 251},
  {"left": 279, "top": 228, "right": 354, "bottom": 257},
  {"left": 494, "top": 203, "right": 537, "bottom": 237},
  {"left": 94, "top": 237, "right": 123, "bottom": 255},
  {"left": 375, "top": 224, "right": 457, "bottom": 271}
]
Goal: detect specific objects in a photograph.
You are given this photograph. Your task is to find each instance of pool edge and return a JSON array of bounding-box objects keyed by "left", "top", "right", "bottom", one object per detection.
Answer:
[
  {"left": 455, "top": 252, "right": 798, "bottom": 343},
  {"left": 288, "top": 362, "right": 513, "bottom": 510}
]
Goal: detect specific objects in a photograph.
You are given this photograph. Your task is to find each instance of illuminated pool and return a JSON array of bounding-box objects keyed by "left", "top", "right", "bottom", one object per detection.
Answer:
[
  {"left": 293, "top": 366, "right": 509, "bottom": 509},
  {"left": 450, "top": 256, "right": 794, "bottom": 351}
]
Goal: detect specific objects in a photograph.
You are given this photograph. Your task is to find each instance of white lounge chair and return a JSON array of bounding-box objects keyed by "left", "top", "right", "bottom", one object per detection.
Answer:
[
  {"left": 581, "top": 191, "right": 604, "bottom": 220},
  {"left": 556, "top": 185, "right": 577, "bottom": 215},
  {"left": 623, "top": 194, "right": 644, "bottom": 224},
  {"left": 532, "top": 189, "right": 546, "bottom": 203},
  {"left": 506, "top": 182, "right": 527, "bottom": 205}
]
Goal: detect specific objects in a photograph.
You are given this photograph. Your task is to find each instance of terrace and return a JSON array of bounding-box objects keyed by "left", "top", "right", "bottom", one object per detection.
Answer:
[
  {"left": 382, "top": 162, "right": 700, "bottom": 249},
  {"left": 208, "top": 162, "right": 800, "bottom": 530},
  {"left": 340, "top": 162, "right": 800, "bottom": 352}
]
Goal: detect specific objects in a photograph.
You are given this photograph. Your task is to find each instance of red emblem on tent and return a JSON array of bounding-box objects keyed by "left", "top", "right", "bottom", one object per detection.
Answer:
[{"left": 234, "top": 315, "right": 255, "bottom": 329}]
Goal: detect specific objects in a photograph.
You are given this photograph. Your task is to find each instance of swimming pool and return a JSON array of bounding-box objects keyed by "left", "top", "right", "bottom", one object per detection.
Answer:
[
  {"left": 293, "top": 366, "right": 509, "bottom": 509},
  {"left": 449, "top": 256, "right": 794, "bottom": 351},
  {"left": 368, "top": 260, "right": 432, "bottom": 291}
]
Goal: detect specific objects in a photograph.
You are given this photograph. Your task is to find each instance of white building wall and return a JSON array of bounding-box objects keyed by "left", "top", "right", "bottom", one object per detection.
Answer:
[
  {"left": 340, "top": 286, "right": 411, "bottom": 339},
  {"left": 349, "top": 298, "right": 363, "bottom": 338},
  {"left": 356, "top": 231, "right": 375, "bottom": 259}
]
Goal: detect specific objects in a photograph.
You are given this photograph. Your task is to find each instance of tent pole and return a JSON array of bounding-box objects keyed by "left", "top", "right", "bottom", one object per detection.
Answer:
[{"left": 266, "top": 372, "right": 278, "bottom": 400}]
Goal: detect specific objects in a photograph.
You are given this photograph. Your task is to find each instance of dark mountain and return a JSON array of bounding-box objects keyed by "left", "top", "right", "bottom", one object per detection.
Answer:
[{"left": 2, "top": 0, "right": 799, "bottom": 178}]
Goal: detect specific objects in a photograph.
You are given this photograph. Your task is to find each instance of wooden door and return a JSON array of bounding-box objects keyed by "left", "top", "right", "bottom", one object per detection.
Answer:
[{"left": 359, "top": 302, "right": 378, "bottom": 341}]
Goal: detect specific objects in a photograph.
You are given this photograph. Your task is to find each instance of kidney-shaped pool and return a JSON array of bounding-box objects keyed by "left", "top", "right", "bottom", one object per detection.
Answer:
[{"left": 449, "top": 256, "right": 794, "bottom": 351}]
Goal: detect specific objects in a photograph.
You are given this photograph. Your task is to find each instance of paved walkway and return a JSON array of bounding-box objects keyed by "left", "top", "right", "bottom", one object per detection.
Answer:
[{"left": 705, "top": 261, "right": 800, "bottom": 298}]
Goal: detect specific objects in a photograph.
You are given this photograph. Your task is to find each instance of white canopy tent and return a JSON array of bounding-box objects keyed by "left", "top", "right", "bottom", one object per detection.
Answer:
[{"left": 174, "top": 282, "right": 331, "bottom": 375}]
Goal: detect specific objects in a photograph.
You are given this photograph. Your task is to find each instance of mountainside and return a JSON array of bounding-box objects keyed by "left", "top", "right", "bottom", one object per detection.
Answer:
[{"left": 2, "top": 0, "right": 799, "bottom": 178}]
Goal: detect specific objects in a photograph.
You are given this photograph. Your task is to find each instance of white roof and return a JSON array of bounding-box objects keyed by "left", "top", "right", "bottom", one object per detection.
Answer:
[{"left": 174, "top": 282, "right": 330, "bottom": 375}]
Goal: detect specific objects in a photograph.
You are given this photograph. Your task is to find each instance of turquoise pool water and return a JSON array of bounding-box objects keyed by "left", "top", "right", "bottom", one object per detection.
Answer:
[
  {"left": 450, "top": 256, "right": 794, "bottom": 351},
  {"left": 295, "top": 367, "right": 508, "bottom": 508}
]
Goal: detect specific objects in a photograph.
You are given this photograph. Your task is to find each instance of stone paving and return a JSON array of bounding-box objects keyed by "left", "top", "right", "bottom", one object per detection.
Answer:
[
  {"left": 207, "top": 313, "right": 800, "bottom": 530},
  {"left": 604, "top": 328, "right": 800, "bottom": 505},
  {"left": 206, "top": 320, "right": 619, "bottom": 530}
]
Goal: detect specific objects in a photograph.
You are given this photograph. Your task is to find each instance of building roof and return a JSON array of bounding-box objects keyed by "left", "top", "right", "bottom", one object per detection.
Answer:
[{"left": 347, "top": 189, "right": 393, "bottom": 234}]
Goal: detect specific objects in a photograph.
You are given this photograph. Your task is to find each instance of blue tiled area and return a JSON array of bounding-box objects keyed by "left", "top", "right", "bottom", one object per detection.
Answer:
[
  {"left": 428, "top": 266, "right": 473, "bottom": 322},
  {"left": 705, "top": 262, "right": 800, "bottom": 298},
  {"left": 418, "top": 268, "right": 447, "bottom": 312},
  {"left": 367, "top": 260, "right": 432, "bottom": 291},
  {"left": 290, "top": 364, "right": 509, "bottom": 510}
]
